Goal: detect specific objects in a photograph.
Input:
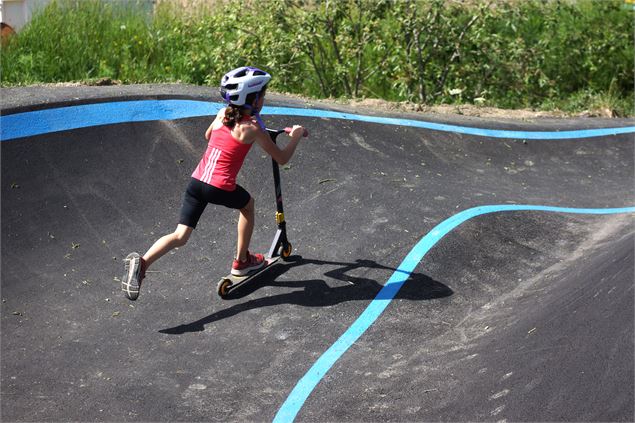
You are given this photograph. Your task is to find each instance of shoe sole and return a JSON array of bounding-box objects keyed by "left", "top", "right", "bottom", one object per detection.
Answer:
[
  {"left": 122, "top": 252, "right": 141, "bottom": 300},
  {"left": 231, "top": 260, "right": 265, "bottom": 276}
]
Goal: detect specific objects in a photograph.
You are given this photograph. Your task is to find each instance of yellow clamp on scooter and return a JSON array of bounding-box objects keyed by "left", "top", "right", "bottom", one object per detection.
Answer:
[{"left": 276, "top": 212, "right": 285, "bottom": 224}]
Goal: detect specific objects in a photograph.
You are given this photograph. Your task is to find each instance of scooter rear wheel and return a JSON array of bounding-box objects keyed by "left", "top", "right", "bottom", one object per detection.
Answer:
[{"left": 217, "top": 278, "right": 233, "bottom": 298}]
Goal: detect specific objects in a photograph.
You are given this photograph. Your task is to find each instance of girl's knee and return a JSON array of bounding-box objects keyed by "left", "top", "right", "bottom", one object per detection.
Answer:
[{"left": 174, "top": 225, "right": 192, "bottom": 246}]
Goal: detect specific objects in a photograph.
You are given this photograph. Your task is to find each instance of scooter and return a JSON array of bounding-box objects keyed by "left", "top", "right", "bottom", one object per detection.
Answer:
[{"left": 216, "top": 126, "right": 308, "bottom": 298}]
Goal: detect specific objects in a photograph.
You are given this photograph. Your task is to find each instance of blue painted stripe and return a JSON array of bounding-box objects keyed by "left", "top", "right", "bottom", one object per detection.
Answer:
[
  {"left": 263, "top": 106, "right": 635, "bottom": 140},
  {"left": 2, "top": 99, "right": 635, "bottom": 141},
  {"left": 273, "top": 205, "right": 635, "bottom": 423},
  {"left": 0, "top": 100, "right": 220, "bottom": 141}
]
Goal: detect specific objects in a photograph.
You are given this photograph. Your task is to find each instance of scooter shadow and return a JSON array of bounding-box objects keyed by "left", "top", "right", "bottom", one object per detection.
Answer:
[{"left": 159, "top": 255, "right": 452, "bottom": 335}]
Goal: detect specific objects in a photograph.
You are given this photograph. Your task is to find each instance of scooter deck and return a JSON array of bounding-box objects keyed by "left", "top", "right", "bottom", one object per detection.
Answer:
[{"left": 216, "top": 256, "right": 281, "bottom": 298}]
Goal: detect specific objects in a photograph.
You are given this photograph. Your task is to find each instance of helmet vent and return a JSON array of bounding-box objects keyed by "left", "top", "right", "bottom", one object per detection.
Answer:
[{"left": 219, "top": 66, "right": 271, "bottom": 106}]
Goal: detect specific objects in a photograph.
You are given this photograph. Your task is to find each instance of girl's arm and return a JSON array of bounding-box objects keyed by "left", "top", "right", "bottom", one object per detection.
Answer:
[
  {"left": 205, "top": 108, "right": 226, "bottom": 140},
  {"left": 253, "top": 125, "right": 305, "bottom": 165}
]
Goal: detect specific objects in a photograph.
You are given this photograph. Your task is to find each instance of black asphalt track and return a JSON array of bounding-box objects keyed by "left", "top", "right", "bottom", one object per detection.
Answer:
[{"left": 1, "top": 86, "right": 634, "bottom": 422}]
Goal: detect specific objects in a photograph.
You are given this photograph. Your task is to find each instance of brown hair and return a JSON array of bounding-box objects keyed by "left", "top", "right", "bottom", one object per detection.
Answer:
[
  {"left": 223, "top": 105, "right": 244, "bottom": 128},
  {"left": 222, "top": 88, "right": 267, "bottom": 128}
]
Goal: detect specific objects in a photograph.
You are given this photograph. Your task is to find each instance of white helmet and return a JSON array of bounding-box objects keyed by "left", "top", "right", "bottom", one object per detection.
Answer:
[{"left": 220, "top": 66, "right": 271, "bottom": 106}]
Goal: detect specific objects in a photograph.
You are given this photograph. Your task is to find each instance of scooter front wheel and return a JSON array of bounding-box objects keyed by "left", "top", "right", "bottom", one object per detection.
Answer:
[{"left": 279, "top": 242, "right": 293, "bottom": 260}]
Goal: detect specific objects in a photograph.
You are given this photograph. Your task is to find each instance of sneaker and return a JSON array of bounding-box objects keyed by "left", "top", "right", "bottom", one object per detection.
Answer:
[
  {"left": 122, "top": 252, "right": 146, "bottom": 301},
  {"left": 231, "top": 251, "right": 265, "bottom": 276}
]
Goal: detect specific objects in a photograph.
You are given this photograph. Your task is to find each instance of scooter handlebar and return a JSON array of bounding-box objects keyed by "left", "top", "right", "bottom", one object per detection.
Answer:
[{"left": 284, "top": 127, "right": 309, "bottom": 137}]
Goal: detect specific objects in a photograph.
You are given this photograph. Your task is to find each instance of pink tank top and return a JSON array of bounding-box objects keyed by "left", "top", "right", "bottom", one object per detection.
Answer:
[{"left": 191, "top": 124, "right": 253, "bottom": 191}]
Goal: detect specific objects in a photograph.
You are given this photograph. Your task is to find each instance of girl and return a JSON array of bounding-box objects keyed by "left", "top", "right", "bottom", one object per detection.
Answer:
[{"left": 122, "top": 66, "right": 306, "bottom": 301}]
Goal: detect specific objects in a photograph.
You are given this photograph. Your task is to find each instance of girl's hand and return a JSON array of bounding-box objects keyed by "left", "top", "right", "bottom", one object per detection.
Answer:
[{"left": 290, "top": 125, "right": 306, "bottom": 139}]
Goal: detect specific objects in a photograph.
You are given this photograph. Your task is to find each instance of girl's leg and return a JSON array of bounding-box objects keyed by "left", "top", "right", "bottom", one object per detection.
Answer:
[
  {"left": 236, "top": 197, "right": 255, "bottom": 262},
  {"left": 122, "top": 224, "right": 193, "bottom": 301},
  {"left": 143, "top": 224, "right": 193, "bottom": 268}
]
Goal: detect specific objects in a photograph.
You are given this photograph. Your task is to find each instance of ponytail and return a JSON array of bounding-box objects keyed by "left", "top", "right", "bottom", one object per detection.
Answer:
[
  {"left": 223, "top": 105, "right": 243, "bottom": 128},
  {"left": 222, "top": 86, "right": 268, "bottom": 128}
]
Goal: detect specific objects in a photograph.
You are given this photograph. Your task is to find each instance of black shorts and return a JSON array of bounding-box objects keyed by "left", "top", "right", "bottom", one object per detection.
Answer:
[{"left": 179, "top": 178, "right": 251, "bottom": 229}]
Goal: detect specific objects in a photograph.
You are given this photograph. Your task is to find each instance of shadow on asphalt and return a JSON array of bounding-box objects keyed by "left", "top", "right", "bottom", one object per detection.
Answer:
[{"left": 159, "top": 256, "right": 452, "bottom": 335}]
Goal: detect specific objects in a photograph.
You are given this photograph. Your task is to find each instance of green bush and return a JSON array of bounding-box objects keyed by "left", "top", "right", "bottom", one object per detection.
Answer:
[{"left": 1, "top": 0, "right": 633, "bottom": 115}]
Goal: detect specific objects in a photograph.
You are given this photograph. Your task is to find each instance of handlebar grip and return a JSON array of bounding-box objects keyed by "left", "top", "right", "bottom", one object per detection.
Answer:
[{"left": 284, "top": 127, "right": 309, "bottom": 137}]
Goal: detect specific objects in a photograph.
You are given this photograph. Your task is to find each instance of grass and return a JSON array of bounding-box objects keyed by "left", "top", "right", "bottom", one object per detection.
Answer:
[{"left": 1, "top": 0, "right": 633, "bottom": 117}]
